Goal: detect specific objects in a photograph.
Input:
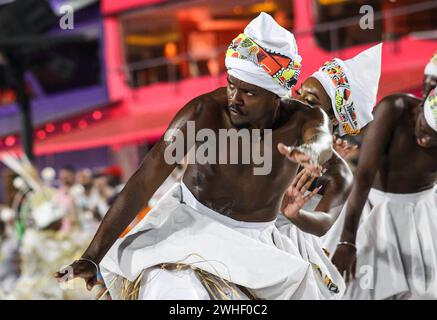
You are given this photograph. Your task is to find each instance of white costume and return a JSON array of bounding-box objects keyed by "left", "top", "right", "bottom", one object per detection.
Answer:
[
  {"left": 341, "top": 187, "right": 437, "bottom": 300},
  {"left": 324, "top": 88, "right": 437, "bottom": 300},
  {"left": 312, "top": 44, "right": 382, "bottom": 136},
  {"left": 100, "top": 12, "right": 344, "bottom": 300},
  {"left": 277, "top": 44, "right": 383, "bottom": 278},
  {"left": 425, "top": 52, "right": 437, "bottom": 78},
  {"left": 100, "top": 183, "right": 344, "bottom": 300}
]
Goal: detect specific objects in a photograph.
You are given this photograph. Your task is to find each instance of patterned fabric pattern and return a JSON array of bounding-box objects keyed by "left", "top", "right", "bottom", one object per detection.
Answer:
[
  {"left": 319, "top": 59, "right": 360, "bottom": 135},
  {"left": 226, "top": 33, "right": 301, "bottom": 91}
]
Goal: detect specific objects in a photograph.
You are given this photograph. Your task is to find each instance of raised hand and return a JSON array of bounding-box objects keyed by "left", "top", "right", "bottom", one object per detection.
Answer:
[
  {"left": 333, "top": 135, "right": 358, "bottom": 160},
  {"left": 281, "top": 169, "right": 322, "bottom": 220},
  {"left": 278, "top": 143, "right": 322, "bottom": 177}
]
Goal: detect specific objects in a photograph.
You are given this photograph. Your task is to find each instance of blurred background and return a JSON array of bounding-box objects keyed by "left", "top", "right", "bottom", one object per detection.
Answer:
[{"left": 0, "top": 0, "right": 436, "bottom": 299}]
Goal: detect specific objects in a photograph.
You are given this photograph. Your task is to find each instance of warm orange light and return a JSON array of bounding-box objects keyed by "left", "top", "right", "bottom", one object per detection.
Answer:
[
  {"left": 233, "top": 5, "right": 243, "bottom": 15},
  {"left": 318, "top": 0, "right": 348, "bottom": 5},
  {"left": 164, "top": 42, "right": 178, "bottom": 59},
  {"left": 250, "top": 1, "right": 277, "bottom": 13},
  {"left": 126, "top": 33, "right": 179, "bottom": 46},
  {"left": 198, "top": 20, "right": 249, "bottom": 31}
]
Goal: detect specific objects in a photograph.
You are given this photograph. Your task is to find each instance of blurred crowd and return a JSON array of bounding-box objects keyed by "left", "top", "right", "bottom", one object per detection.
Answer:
[
  {"left": 0, "top": 157, "right": 186, "bottom": 300},
  {"left": 0, "top": 162, "right": 127, "bottom": 299}
]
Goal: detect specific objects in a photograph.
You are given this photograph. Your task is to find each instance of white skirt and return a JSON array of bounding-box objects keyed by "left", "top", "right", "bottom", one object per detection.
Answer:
[
  {"left": 99, "top": 183, "right": 344, "bottom": 300},
  {"left": 275, "top": 214, "right": 345, "bottom": 299},
  {"left": 342, "top": 187, "right": 437, "bottom": 300}
]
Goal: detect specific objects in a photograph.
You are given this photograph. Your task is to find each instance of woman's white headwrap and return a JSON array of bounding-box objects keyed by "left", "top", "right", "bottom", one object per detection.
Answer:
[
  {"left": 425, "top": 52, "right": 437, "bottom": 78},
  {"left": 424, "top": 87, "right": 437, "bottom": 132},
  {"left": 312, "top": 44, "right": 382, "bottom": 136},
  {"left": 225, "top": 12, "right": 302, "bottom": 98}
]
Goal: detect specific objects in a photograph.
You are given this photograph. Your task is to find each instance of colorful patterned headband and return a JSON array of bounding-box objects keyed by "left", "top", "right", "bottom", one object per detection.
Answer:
[
  {"left": 319, "top": 59, "right": 360, "bottom": 135},
  {"left": 226, "top": 33, "right": 301, "bottom": 91},
  {"left": 425, "top": 88, "right": 437, "bottom": 130}
]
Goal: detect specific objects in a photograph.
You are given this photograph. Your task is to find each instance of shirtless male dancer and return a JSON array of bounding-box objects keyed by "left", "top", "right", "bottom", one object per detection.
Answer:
[
  {"left": 332, "top": 87, "right": 437, "bottom": 299},
  {"left": 56, "top": 13, "right": 343, "bottom": 300}
]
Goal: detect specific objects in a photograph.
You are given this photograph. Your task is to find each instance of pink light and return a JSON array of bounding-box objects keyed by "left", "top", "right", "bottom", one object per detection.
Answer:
[
  {"left": 92, "top": 111, "right": 103, "bottom": 120},
  {"left": 45, "top": 123, "right": 55, "bottom": 133},
  {"left": 62, "top": 123, "right": 72, "bottom": 133},
  {"left": 78, "top": 120, "right": 88, "bottom": 129},
  {"left": 5, "top": 136, "right": 16, "bottom": 147},
  {"left": 37, "top": 130, "right": 47, "bottom": 140}
]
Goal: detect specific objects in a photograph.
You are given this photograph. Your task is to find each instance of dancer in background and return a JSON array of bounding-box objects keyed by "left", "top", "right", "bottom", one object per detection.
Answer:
[
  {"left": 277, "top": 44, "right": 382, "bottom": 253},
  {"left": 423, "top": 52, "right": 437, "bottom": 99},
  {"left": 332, "top": 88, "right": 437, "bottom": 299}
]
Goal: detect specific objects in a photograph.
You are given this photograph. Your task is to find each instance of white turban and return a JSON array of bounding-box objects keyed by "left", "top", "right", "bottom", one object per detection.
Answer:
[
  {"left": 424, "top": 87, "right": 437, "bottom": 132},
  {"left": 225, "top": 12, "right": 302, "bottom": 98},
  {"left": 312, "top": 44, "right": 382, "bottom": 136},
  {"left": 425, "top": 52, "right": 437, "bottom": 78},
  {"left": 32, "top": 201, "right": 67, "bottom": 229},
  {"left": 0, "top": 207, "right": 15, "bottom": 222}
]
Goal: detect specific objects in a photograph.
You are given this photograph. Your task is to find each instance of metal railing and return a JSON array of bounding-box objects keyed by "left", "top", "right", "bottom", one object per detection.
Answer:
[{"left": 119, "top": 0, "right": 437, "bottom": 87}]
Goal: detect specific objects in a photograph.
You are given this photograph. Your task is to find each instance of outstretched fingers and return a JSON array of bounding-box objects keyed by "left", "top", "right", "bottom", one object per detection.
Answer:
[
  {"left": 304, "top": 185, "right": 322, "bottom": 202},
  {"left": 291, "top": 169, "right": 306, "bottom": 188}
]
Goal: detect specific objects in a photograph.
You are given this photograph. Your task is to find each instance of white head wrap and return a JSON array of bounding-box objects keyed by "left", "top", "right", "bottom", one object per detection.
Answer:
[
  {"left": 424, "top": 87, "right": 437, "bottom": 132},
  {"left": 32, "top": 201, "right": 67, "bottom": 229},
  {"left": 0, "top": 207, "right": 15, "bottom": 222},
  {"left": 312, "top": 44, "right": 382, "bottom": 136},
  {"left": 425, "top": 52, "right": 437, "bottom": 78},
  {"left": 225, "top": 12, "right": 302, "bottom": 98}
]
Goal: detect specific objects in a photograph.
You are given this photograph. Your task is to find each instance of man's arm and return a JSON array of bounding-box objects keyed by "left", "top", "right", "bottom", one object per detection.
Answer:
[
  {"left": 278, "top": 105, "right": 333, "bottom": 174},
  {"left": 299, "top": 107, "right": 334, "bottom": 165},
  {"left": 55, "top": 94, "right": 209, "bottom": 288},
  {"left": 332, "top": 96, "right": 404, "bottom": 280},
  {"left": 339, "top": 97, "right": 402, "bottom": 244},
  {"left": 286, "top": 151, "right": 353, "bottom": 236}
]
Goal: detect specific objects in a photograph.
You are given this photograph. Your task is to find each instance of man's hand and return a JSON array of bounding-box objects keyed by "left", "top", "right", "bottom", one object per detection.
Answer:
[
  {"left": 54, "top": 259, "right": 99, "bottom": 291},
  {"left": 281, "top": 169, "right": 322, "bottom": 220},
  {"left": 278, "top": 143, "right": 322, "bottom": 176},
  {"left": 333, "top": 135, "right": 358, "bottom": 160},
  {"left": 331, "top": 244, "right": 357, "bottom": 283}
]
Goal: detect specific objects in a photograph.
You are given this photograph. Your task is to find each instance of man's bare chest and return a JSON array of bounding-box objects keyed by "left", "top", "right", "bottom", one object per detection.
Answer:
[{"left": 384, "top": 130, "right": 437, "bottom": 174}]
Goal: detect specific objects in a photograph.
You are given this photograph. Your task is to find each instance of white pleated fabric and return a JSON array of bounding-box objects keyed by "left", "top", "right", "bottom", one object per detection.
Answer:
[
  {"left": 100, "top": 183, "right": 344, "bottom": 300},
  {"left": 275, "top": 213, "right": 345, "bottom": 299},
  {"left": 321, "top": 203, "right": 349, "bottom": 257},
  {"left": 336, "top": 187, "right": 437, "bottom": 300}
]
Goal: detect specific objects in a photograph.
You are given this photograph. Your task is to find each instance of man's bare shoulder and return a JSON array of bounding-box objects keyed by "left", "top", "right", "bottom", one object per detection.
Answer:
[
  {"left": 196, "top": 87, "right": 226, "bottom": 107},
  {"left": 376, "top": 93, "right": 421, "bottom": 114},
  {"left": 281, "top": 99, "right": 325, "bottom": 121},
  {"left": 179, "top": 87, "right": 226, "bottom": 119}
]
